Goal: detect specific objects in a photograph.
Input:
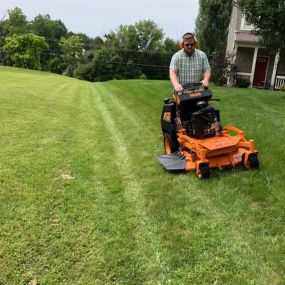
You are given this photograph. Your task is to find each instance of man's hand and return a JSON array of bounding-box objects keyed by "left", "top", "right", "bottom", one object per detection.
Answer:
[
  {"left": 174, "top": 83, "right": 183, "bottom": 92},
  {"left": 200, "top": 79, "right": 209, "bottom": 88}
]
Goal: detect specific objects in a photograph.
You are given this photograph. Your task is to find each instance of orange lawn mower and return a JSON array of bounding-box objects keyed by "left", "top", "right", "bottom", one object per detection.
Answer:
[{"left": 158, "top": 83, "right": 259, "bottom": 179}]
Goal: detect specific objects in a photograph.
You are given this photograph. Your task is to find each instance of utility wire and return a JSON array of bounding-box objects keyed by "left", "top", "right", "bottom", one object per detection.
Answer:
[
  {"left": 0, "top": 49, "right": 170, "bottom": 69},
  {"left": 0, "top": 35, "right": 178, "bottom": 55}
]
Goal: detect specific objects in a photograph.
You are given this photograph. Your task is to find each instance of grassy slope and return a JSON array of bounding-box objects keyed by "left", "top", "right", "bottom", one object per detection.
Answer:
[{"left": 0, "top": 66, "right": 284, "bottom": 284}]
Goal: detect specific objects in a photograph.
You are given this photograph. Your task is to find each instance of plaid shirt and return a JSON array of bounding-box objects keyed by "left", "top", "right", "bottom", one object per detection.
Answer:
[{"left": 169, "top": 49, "right": 211, "bottom": 85}]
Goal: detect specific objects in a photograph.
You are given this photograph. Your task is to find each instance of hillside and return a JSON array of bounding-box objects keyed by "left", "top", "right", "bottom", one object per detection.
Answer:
[{"left": 0, "top": 66, "right": 284, "bottom": 284}]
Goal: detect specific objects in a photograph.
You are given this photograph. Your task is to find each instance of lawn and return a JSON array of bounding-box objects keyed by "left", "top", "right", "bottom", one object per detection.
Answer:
[{"left": 0, "top": 66, "right": 284, "bottom": 284}]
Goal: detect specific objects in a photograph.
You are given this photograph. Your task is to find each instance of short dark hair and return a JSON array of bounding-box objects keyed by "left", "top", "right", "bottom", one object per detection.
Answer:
[{"left": 182, "top": 32, "right": 194, "bottom": 39}]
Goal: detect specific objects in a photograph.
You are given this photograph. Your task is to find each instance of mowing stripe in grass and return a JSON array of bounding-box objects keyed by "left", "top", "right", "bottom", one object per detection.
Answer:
[{"left": 89, "top": 83, "right": 171, "bottom": 282}]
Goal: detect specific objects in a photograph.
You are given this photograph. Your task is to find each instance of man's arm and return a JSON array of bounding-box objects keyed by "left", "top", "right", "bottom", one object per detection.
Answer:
[
  {"left": 201, "top": 69, "right": 211, "bottom": 87},
  {"left": 201, "top": 52, "right": 211, "bottom": 87},
  {"left": 169, "top": 69, "right": 183, "bottom": 92}
]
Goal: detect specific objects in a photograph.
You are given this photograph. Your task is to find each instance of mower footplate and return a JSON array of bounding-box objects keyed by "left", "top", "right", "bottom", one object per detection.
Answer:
[{"left": 158, "top": 151, "right": 185, "bottom": 171}]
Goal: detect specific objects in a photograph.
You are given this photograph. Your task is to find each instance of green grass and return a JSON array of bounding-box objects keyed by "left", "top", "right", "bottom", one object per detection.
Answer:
[{"left": 0, "top": 66, "right": 284, "bottom": 284}]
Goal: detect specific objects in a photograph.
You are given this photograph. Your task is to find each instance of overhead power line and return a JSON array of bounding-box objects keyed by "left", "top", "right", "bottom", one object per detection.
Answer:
[
  {"left": 0, "top": 35, "right": 177, "bottom": 55},
  {"left": 0, "top": 49, "right": 170, "bottom": 69}
]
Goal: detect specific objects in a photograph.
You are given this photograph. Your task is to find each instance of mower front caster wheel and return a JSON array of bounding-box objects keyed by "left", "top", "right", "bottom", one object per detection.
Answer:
[
  {"left": 243, "top": 153, "right": 259, "bottom": 169},
  {"left": 198, "top": 164, "right": 210, "bottom": 179},
  {"left": 248, "top": 154, "right": 259, "bottom": 168}
]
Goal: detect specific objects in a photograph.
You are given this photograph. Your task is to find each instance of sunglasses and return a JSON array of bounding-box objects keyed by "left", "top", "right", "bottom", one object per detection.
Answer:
[{"left": 185, "top": 43, "right": 194, "bottom": 47}]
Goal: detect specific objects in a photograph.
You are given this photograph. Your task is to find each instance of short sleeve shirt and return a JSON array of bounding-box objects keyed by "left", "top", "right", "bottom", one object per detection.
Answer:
[{"left": 169, "top": 49, "right": 211, "bottom": 85}]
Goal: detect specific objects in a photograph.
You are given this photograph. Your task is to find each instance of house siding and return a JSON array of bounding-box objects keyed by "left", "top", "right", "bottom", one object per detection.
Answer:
[
  {"left": 235, "top": 8, "right": 243, "bottom": 30},
  {"left": 236, "top": 47, "right": 254, "bottom": 73},
  {"left": 235, "top": 32, "right": 258, "bottom": 44},
  {"left": 226, "top": 4, "right": 238, "bottom": 54}
]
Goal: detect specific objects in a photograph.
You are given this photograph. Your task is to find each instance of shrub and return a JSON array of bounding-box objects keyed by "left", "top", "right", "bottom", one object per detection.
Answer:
[
  {"left": 139, "top": 73, "right": 147, "bottom": 80},
  {"left": 235, "top": 78, "right": 251, "bottom": 88}
]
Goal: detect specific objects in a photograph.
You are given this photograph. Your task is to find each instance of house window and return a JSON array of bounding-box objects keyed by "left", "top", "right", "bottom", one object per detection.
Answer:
[{"left": 240, "top": 14, "right": 254, "bottom": 31}]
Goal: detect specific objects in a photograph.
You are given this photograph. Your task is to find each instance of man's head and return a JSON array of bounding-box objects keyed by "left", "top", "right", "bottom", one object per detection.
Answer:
[{"left": 182, "top": 32, "right": 195, "bottom": 55}]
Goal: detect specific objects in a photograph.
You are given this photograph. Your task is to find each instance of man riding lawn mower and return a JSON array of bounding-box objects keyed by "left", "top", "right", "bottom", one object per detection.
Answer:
[{"left": 158, "top": 83, "right": 259, "bottom": 179}]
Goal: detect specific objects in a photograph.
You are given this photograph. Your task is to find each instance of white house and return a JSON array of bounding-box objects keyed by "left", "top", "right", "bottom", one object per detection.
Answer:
[{"left": 226, "top": 3, "right": 285, "bottom": 89}]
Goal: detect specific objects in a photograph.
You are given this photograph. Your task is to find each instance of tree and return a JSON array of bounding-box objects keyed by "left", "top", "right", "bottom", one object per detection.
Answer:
[
  {"left": 74, "top": 46, "right": 124, "bottom": 81},
  {"left": 116, "top": 20, "right": 164, "bottom": 52},
  {"left": 60, "top": 35, "right": 83, "bottom": 76},
  {"left": 30, "top": 14, "right": 68, "bottom": 70},
  {"left": 3, "top": 33, "right": 48, "bottom": 69},
  {"left": 3, "top": 7, "right": 29, "bottom": 35},
  {"left": 238, "top": 0, "right": 285, "bottom": 51},
  {"left": 195, "top": 0, "right": 232, "bottom": 85},
  {"left": 69, "top": 32, "right": 103, "bottom": 52},
  {"left": 195, "top": 0, "right": 232, "bottom": 56},
  {"left": 109, "top": 20, "right": 165, "bottom": 79},
  {"left": 30, "top": 14, "right": 67, "bottom": 50}
]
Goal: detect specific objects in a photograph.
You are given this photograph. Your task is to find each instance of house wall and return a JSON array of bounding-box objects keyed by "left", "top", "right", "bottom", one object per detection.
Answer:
[
  {"left": 235, "top": 47, "right": 254, "bottom": 73},
  {"left": 226, "top": 5, "right": 238, "bottom": 54},
  {"left": 235, "top": 8, "right": 243, "bottom": 30}
]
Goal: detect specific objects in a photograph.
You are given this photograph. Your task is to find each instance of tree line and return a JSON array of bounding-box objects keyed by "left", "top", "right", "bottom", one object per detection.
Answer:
[
  {"left": 2, "top": 2, "right": 280, "bottom": 84},
  {"left": 0, "top": 7, "right": 180, "bottom": 81}
]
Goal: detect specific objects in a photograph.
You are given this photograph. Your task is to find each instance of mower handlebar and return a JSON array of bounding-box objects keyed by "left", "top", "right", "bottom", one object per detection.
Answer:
[
  {"left": 174, "top": 82, "right": 208, "bottom": 96},
  {"left": 182, "top": 82, "right": 203, "bottom": 89}
]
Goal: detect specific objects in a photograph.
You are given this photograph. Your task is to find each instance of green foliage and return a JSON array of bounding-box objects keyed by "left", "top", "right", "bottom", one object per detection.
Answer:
[
  {"left": 85, "top": 46, "right": 124, "bottom": 81},
  {"left": 73, "top": 61, "right": 95, "bottom": 81},
  {"left": 0, "top": 8, "right": 177, "bottom": 81},
  {"left": 209, "top": 51, "right": 228, "bottom": 86},
  {"left": 30, "top": 14, "right": 67, "bottom": 40},
  {"left": 235, "top": 77, "right": 251, "bottom": 88},
  {"left": 60, "top": 35, "right": 83, "bottom": 62},
  {"left": 3, "top": 7, "right": 29, "bottom": 35},
  {"left": 3, "top": 33, "right": 48, "bottom": 69},
  {"left": 195, "top": 0, "right": 232, "bottom": 57},
  {"left": 71, "top": 32, "right": 103, "bottom": 52},
  {"left": 238, "top": 0, "right": 285, "bottom": 51},
  {"left": 48, "top": 57, "right": 66, "bottom": 74},
  {"left": 105, "top": 20, "right": 174, "bottom": 80},
  {"left": 30, "top": 14, "right": 67, "bottom": 53},
  {"left": 195, "top": 0, "right": 232, "bottom": 85},
  {"left": 60, "top": 35, "right": 83, "bottom": 75},
  {"left": 139, "top": 73, "right": 147, "bottom": 79},
  {"left": 75, "top": 19, "right": 177, "bottom": 81}
]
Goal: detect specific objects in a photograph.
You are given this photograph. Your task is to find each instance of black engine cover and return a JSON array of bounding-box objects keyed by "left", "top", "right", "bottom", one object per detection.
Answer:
[{"left": 186, "top": 107, "right": 220, "bottom": 138}]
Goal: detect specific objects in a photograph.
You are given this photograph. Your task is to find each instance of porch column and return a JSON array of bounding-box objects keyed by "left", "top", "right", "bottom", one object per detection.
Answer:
[
  {"left": 250, "top": 47, "right": 258, "bottom": 87},
  {"left": 227, "top": 45, "right": 238, "bottom": 86},
  {"left": 270, "top": 50, "right": 280, "bottom": 89}
]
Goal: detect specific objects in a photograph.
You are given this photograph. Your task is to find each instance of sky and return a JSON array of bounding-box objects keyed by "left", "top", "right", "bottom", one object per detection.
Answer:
[{"left": 0, "top": 0, "right": 200, "bottom": 41}]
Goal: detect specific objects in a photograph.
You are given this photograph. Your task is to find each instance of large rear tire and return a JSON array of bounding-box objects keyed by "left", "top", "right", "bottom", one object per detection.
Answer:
[
  {"left": 198, "top": 164, "right": 210, "bottom": 179},
  {"left": 163, "top": 132, "right": 179, "bottom": 154}
]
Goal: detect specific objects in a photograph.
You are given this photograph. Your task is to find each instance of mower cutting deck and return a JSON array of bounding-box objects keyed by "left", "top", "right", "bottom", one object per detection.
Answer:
[{"left": 159, "top": 83, "right": 259, "bottom": 179}]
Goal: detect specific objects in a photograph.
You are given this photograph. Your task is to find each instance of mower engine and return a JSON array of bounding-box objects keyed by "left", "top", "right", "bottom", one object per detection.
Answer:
[{"left": 185, "top": 101, "right": 221, "bottom": 138}]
